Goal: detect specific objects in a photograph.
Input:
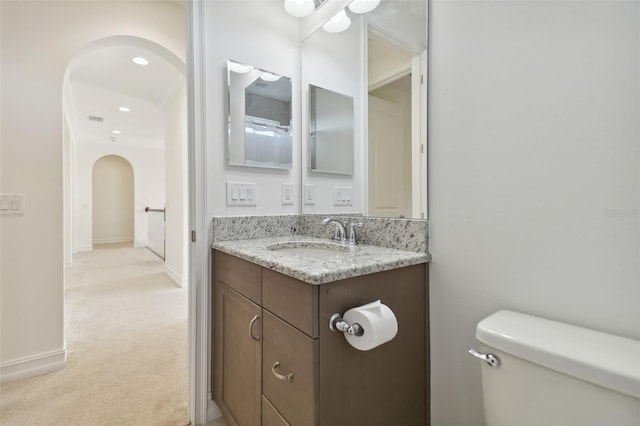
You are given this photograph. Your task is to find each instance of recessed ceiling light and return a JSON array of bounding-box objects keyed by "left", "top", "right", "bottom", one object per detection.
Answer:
[
  {"left": 112, "top": 130, "right": 122, "bottom": 134},
  {"left": 118, "top": 107, "right": 130, "bottom": 112},
  {"left": 132, "top": 57, "right": 149, "bottom": 66}
]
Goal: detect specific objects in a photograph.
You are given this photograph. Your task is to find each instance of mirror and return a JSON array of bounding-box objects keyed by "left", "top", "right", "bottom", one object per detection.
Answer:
[
  {"left": 301, "top": 0, "right": 428, "bottom": 218},
  {"left": 309, "top": 84, "right": 354, "bottom": 175},
  {"left": 227, "top": 59, "right": 293, "bottom": 169},
  {"left": 300, "top": 11, "right": 364, "bottom": 215}
]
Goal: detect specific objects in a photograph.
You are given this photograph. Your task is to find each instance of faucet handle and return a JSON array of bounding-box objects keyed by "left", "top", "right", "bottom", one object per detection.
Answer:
[{"left": 348, "top": 222, "right": 364, "bottom": 245}]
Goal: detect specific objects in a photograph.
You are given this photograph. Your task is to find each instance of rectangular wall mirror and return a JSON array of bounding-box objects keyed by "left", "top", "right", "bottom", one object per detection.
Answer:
[
  {"left": 309, "top": 84, "right": 354, "bottom": 175},
  {"left": 300, "top": 0, "right": 428, "bottom": 218},
  {"left": 227, "top": 59, "right": 293, "bottom": 169}
]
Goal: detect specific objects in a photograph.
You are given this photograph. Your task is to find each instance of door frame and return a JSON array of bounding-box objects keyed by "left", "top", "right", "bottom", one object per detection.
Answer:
[{"left": 187, "top": 1, "right": 212, "bottom": 424}]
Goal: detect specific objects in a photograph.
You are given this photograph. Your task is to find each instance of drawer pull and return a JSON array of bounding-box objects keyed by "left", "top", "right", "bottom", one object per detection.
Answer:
[
  {"left": 271, "top": 362, "right": 293, "bottom": 381},
  {"left": 249, "top": 315, "right": 261, "bottom": 341}
]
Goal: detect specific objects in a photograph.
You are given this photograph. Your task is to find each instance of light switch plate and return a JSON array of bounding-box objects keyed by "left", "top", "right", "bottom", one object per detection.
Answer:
[
  {"left": 303, "top": 184, "right": 315, "bottom": 205},
  {"left": 226, "top": 182, "right": 256, "bottom": 206},
  {"left": 0, "top": 194, "right": 25, "bottom": 215},
  {"left": 281, "top": 183, "right": 294, "bottom": 205},
  {"left": 333, "top": 186, "right": 352, "bottom": 206}
]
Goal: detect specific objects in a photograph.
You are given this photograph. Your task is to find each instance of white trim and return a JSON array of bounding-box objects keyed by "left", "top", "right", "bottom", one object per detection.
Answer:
[
  {"left": 165, "top": 264, "right": 187, "bottom": 288},
  {"left": 187, "top": 1, "right": 209, "bottom": 424},
  {"left": 134, "top": 241, "right": 146, "bottom": 248},
  {"left": 92, "top": 237, "right": 134, "bottom": 245},
  {"left": 65, "top": 260, "right": 74, "bottom": 268},
  {"left": 74, "top": 245, "right": 93, "bottom": 253},
  {"left": 411, "top": 55, "right": 422, "bottom": 219},
  {"left": 0, "top": 349, "right": 67, "bottom": 383}
]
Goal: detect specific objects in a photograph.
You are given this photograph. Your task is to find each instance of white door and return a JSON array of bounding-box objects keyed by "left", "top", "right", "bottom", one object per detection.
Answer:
[{"left": 368, "top": 95, "right": 406, "bottom": 217}]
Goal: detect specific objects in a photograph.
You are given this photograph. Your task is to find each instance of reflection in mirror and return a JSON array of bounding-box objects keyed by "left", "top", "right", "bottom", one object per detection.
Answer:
[
  {"left": 227, "top": 59, "right": 292, "bottom": 169},
  {"left": 309, "top": 84, "right": 354, "bottom": 175},
  {"left": 300, "top": 0, "right": 427, "bottom": 218},
  {"left": 367, "top": 1, "right": 427, "bottom": 218},
  {"left": 300, "top": 12, "right": 364, "bottom": 215}
]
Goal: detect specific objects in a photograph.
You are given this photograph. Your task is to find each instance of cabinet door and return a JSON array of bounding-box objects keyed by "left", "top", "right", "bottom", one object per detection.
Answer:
[{"left": 214, "top": 283, "right": 262, "bottom": 426}]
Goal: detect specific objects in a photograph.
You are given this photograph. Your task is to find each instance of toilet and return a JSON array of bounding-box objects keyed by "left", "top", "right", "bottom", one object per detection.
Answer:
[{"left": 471, "top": 310, "right": 640, "bottom": 426}]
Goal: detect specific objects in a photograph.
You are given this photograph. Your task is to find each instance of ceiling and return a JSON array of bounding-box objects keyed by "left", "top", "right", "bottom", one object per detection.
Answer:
[{"left": 67, "top": 43, "right": 184, "bottom": 149}]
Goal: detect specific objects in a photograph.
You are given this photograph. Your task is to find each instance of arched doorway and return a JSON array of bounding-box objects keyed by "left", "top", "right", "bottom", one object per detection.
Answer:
[
  {"left": 61, "top": 32, "right": 192, "bottom": 424},
  {"left": 92, "top": 155, "right": 134, "bottom": 247}
]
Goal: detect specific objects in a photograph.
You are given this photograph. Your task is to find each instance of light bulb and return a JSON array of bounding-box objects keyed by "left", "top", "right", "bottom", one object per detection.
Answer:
[
  {"left": 260, "top": 72, "right": 281, "bottom": 82},
  {"left": 284, "top": 0, "right": 315, "bottom": 17},
  {"left": 322, "top": 9, "right": 351, "bottom": 33},
  {"left": 228, "top": 61, "right": 252, "bottom": 74},
  {"left": 347, "top": 0, "right": 380, "bottom": 14}
]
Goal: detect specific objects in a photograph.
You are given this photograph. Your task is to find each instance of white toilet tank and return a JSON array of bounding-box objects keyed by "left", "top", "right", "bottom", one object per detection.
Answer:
[{"left": 472, "top": 310, "right": 640, "bottom": 426}]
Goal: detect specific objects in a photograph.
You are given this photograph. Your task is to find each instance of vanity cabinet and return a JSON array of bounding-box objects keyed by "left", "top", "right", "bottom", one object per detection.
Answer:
[{"left": 212, "top": 250, "right": 429, "bottom": 426}]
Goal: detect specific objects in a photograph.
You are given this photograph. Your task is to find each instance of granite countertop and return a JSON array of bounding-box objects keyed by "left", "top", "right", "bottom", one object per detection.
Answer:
[{"left": 212, "top": 235, "right": 429, "bottom": 285}]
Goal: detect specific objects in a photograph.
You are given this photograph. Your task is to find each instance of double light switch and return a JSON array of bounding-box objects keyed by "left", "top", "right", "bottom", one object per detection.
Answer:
[{"left": 0, "top": 194, "right": 25, "bottom": 215}]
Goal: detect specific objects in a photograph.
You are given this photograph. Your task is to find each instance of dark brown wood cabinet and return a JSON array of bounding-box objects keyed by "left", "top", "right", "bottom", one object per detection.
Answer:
[{"left": 212, "top": 249, "right": 429, "bottom": 426}]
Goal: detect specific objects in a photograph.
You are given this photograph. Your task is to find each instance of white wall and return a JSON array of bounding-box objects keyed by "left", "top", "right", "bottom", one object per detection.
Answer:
[
  {"left": 75, "top": 143, "right": 165, "bottom": 251},
  {"left": 204, "top": 1, "right": 300, "bottom": 217},
  {"left": 163, "top": 80, "right": 188, "bottom": 286},
  {"left": 301, "top": 16, "right": 366, "bottom": 214},
  {"left": 92, "top": 155, "right": 135, "bottom": 244},
  {"left": 0, "top": 0, "right": 185, "bottom": 380},
  {"left": 428, "top": 1, "right": 639, "bottom": 425}
]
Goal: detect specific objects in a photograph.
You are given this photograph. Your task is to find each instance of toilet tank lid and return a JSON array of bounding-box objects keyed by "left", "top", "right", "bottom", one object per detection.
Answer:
[{"left": 476, "top": 310, "right": 640, "bottom": 399}]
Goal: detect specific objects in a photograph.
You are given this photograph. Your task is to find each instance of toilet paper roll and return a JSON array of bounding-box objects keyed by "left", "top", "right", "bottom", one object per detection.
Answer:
[{"left": 342, "top": 300, "right": 398, "bottom": 351}]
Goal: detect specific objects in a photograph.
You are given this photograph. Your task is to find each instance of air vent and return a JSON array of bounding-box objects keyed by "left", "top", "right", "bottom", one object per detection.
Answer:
[{"left": 88, "top": 115, "right": 104, "bottom": 123}]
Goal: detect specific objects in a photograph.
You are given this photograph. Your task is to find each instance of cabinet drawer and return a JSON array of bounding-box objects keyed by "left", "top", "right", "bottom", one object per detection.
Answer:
[
  {"left": 262, "top": 268, "right": 318, "bottom": 338},
  {"left": 263, "top": 311, "right": 318, "bottom": 426},
  {"left": 214, "top": 250, "right": 261, "bottom": 304},
  {"left": 262, "top": 395, "right": 291, "bottom": 426}
]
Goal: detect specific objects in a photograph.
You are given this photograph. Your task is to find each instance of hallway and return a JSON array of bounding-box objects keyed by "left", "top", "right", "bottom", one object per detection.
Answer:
[{"left": 0, "top": 245, "right": 189, "bottom": 425}]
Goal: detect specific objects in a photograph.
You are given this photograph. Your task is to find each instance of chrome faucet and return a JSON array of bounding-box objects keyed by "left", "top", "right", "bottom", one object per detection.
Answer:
[{"left": 322, "top": 217, "right": 347, "bottom": 243}]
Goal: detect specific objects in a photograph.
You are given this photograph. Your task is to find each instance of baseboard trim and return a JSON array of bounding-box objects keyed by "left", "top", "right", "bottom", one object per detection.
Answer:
[
  {"left": 0, "top": 348, "right": 67, "bottom": 383},
  {"left": 207, "top": 398, "right": 223, "bottom": 422},
  {"left": 93, "top": 238, "right": 134, "bottom": 245},
  {"left": 165, "top": 264, "right": 187, "bottom": 288},
  {"left": 75, "top": 245, "right": 93, "bottom": 253}
]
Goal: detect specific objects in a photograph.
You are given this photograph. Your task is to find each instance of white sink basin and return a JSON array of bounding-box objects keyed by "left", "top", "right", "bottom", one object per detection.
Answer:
[{"left": 266, "top": 241, "right": 350, "bottom": 257}]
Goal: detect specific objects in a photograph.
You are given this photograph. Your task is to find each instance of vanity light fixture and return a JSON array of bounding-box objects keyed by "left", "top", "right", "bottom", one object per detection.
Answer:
[
  {"left": 347, "top": 0, "right": 380, "bottom": 14},
  {"left": 284, "top": 0, "right": 327, "bottom": 18},
  {"left": 132, "top": 57, "right": 149, "bottom": 66},
  {"left": 260, "top": 72, "right": 281, "bottom": 82},
  {"left": 322, "top": 9, "right": 351, "bottom": 33},
  {"left": 118, "top": 107, "right": 130, "bottom": 112}
]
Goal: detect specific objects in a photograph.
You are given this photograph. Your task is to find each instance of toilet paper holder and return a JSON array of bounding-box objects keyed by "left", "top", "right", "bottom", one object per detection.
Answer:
[{"left": 329, "top": 313, "right": 364, "bottom": 336}]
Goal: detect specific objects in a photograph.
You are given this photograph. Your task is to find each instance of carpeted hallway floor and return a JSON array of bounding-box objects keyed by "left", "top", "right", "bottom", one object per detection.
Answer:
[{"left": 0, "top": 244, "right": 189, "bottom": 426}]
